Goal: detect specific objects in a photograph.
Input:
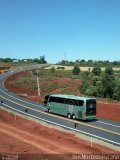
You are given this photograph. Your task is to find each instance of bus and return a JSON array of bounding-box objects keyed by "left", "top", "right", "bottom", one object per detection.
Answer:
[{"left": 43, "top": 94, "right": 96, "bottom": 120}]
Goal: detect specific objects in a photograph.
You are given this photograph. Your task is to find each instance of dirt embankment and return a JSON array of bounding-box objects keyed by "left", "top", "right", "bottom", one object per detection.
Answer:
[
  {"left": 97, "top": 102, "right": 120, "bottom": 122},
  {"left": 0, "top": 109, "right": 119, "bottom": 160},
  {"left": 4, "top": 71, "right": 38, "bottom": 96},
  {"left": 4, "top": 71, "right": 120, "bottom": 122}
]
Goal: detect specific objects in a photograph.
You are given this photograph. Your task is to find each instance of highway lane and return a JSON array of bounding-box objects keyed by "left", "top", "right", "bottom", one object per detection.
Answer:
[{"left": 0, "top": 69, "right": 120, "bottom": 148}]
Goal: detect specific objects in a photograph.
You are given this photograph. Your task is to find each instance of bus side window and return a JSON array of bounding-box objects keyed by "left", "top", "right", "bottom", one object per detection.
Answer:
[
  {"left": 65, "top": 99, "right": 77, "bottom": 106},
  {"left": 49, "top": 97, "right": 65, "bottom": 103},
  {"left": 49, "top": 96, "right": 55, "bottom": 102},
  {"left": 56, "top": 98, "right": 65, "bottom": 103},
  {"left": 78, "top": 100, "right": 84, "bottom": 106}
]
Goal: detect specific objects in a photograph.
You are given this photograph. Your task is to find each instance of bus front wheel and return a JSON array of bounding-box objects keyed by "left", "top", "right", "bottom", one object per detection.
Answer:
[{"left": 67, "top": 113, "right": 71, "bottom": 119}]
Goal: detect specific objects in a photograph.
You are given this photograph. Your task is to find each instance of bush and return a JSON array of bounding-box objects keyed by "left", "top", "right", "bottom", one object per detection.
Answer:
[
  {"left": 85, "top": 85, "right": 98, "bottom": 96},
  {"left": 51, "top": 67, "right": 55, "bottom": 73},
  {"left": 72, "top": 65, "right": 80, "bottom": 75},
  {"left": 57, "top": 66, "right": 65, "bottom": 70},
  {"left": 79, "top": 82, "right": 89, "bottom": 94},
  {"left": 32, "top": 69, "right": 37, "bottom": 75},
  {"left": 105, "top": 66, "right": 113, "bottom": 75}
]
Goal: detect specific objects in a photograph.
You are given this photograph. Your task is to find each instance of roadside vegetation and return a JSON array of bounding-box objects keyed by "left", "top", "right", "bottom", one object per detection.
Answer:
[
  {"left": 80, "top": 66, "right": 120, "bottom": 101},
  {"left": 1, "top": 57, "right": 120, "bottom": 102},
  {"left": 44, "top": 66, "right": 120, "bottom": 101},
  {"left": 11, "top": 64, "right": 120, "bottom": 102}
]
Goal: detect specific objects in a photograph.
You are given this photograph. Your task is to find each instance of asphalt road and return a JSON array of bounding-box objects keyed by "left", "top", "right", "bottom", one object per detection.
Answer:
[{"left": 0, "top": 67, "right": 120, "bottom": 148}]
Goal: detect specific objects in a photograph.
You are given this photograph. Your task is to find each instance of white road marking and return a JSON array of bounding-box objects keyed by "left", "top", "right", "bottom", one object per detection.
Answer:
[
  {"left": 97, "top": 121, "right": 120, "bottom": 128},
  {"left": 0, "top": 89, "right": 44, "bottom": 108}
]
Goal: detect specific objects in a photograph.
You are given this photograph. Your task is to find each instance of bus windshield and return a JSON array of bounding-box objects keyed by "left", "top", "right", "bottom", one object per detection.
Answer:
[{"left": 44, "top": 95, "right": 49, "bottom": 106}]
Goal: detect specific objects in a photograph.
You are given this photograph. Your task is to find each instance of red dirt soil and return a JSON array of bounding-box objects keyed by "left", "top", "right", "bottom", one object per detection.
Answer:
[
  {"left": 4, "top": 71, "right": 120, "bottom": 122},
  {"left": 97, "top": 102, "right": 120, "bottom": 122},
  {"left": 0, "top": 109, "right": 119, "bottom": 160},
  {"left": 4, "top": 71, "right": 38, "bottom": 96}
]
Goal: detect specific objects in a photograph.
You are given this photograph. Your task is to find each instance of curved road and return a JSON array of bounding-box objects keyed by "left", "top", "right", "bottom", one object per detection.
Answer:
[{"left": 0, "top": 68, "right": 120, "bottom": 149}]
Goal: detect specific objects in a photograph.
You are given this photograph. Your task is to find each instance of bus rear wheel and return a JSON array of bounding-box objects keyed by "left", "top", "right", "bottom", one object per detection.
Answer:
[
  {"left": 72, "top": 114, "right": 76, "bottom": 120},
  {"left": 48, "top": 109, "right": 52, "bottom": 113},
  {"left": 67, "top": 113, "right": 71, "bottom": 119}
]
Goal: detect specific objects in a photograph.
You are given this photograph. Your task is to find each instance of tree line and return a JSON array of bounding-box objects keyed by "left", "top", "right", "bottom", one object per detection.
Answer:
[
  {"left": 0, "top": 55, "right": 47, "bottom": 64},
  {"left": 58, "top": 59, "right": 120, "bottom": 67}
]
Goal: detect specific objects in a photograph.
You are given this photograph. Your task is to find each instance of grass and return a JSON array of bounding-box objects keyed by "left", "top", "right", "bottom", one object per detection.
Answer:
[
  {"left": 37, "top": 68, "right": 82, "bottom": 79},
  {"left": 12, "top": 73, "right": 37, "bottom": 89},
  {"left": 11, "top": 69, "right": 82, "bottom": 97},
  {"left": 0, "top": 61, "right": 38, "bottom": 68}
]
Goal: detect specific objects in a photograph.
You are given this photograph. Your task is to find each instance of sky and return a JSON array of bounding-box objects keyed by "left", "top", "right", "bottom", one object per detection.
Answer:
[{"left": 0, "top": 0, "right": 120, "bottom": 63}]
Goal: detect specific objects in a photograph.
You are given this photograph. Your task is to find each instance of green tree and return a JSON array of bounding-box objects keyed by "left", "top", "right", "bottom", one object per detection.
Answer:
[
  {"left": 72, "top": 65, "right": 80, "bottom": 75},
  {"left": 39, "top": 55, "right": 47, "bottom": 64},
  {"left": 85, "top": 85, "right": 98, "bottom": 96},
  {"left": 88, "top": 60, "right": 93, "bottom": 63},
  {"left": 34, "top": 56, "right": 47, "bottom": 64},
  {"left": 92, "top": 66, "right": 101, "bottom": 76},
  {"left": 101, "top": 72, "right": 115, "bottom": 98},
  {"left": 105, "top": 66, "right": 113, "bottom": 75},
  {"left": 51, "top": 67, "right": 55, "bottom": 73},
  {"left": 113, "top": 79, "right": 120, "bottom": 100},
  {"left": 79, "top": 81, "right": 89, "bottom": 94},
  {"left": 80, "top": 59, "right": 85, "bottom": 63},
  {"left": 79, "top": 73, "right": 91, "bottom": 94},
  {"left": 34, "top": 58, "right": 40, "bottom": 63},
  {"left": 3, "top": 58, "right": 12, "bottom": 62},
  {"left": 113, "top": 61, "right": 119, "bottom": 65}
]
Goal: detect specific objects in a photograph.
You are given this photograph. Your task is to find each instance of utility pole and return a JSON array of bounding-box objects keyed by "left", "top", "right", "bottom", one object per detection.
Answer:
[{"left": 36, "top": 69, "right": 41, "bottom": 96}]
